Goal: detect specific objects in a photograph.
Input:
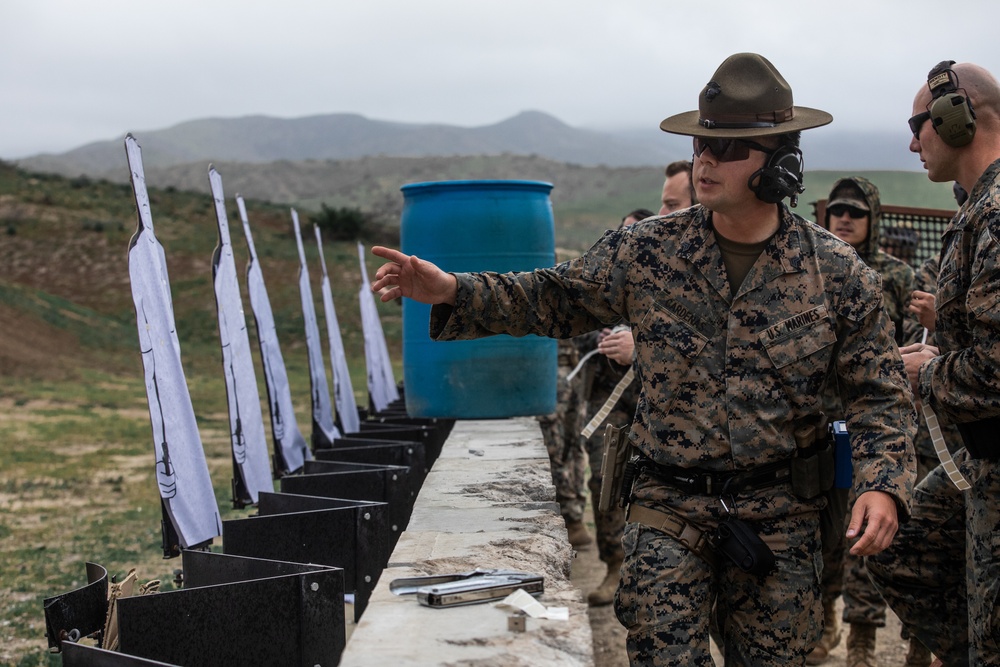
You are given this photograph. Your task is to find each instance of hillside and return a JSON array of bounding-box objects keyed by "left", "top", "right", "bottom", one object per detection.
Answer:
[
  {"left": 9, "top": 149, "right": 962, "bottom": 265},
  {"left": 14, "top": 111, "right": 926, "bottom": 180},
  {"left": 16, "top": 111, "right": 685, "bottom": 176}
]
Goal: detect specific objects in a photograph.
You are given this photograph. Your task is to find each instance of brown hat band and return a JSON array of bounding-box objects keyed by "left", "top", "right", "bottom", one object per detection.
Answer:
[{"left": 698, "top": 107, "right": 794, "bottom": 130}]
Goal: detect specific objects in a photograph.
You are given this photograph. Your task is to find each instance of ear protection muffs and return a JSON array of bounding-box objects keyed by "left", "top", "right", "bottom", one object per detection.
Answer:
[
  {"left": 748, "top": 145, "right": 805, "bottom": 206},
  {"left": 927, "top": 60, "right": 976, "bottom": 147}
]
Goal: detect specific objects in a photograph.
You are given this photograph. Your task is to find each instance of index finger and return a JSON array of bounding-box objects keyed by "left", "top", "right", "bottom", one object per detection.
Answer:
[{"left": 372, "top": 246, "right": 410, "bottom": 264}]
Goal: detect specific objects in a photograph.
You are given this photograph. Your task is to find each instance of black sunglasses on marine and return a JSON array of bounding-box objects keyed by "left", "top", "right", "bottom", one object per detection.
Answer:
[
  {"left": 827, "top": 204, "right": 868, "bottom": 219},
  {"left": 692, "top": 136, "right": 775, "bottom": 163},
  {"left": 908, "top": 111, "right": 932, "bottom": 139}
]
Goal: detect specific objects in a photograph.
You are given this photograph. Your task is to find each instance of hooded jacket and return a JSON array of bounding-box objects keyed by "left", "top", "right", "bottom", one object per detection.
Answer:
[{"left": 824, "top": 177, "right": 919, "bottom": 346}]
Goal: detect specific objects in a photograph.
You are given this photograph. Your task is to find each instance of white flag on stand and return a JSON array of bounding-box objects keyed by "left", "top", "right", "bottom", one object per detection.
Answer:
[
  {"left": 315, "top": 226, "right": 360, "bottom": 433},
  {"left": 294, "top": 210, "right": 341, "bottom": 447},
  {"left": 237, "top": 196, "right": 310, "bottom": 473},
  {"left": 208, "top": 167, "right": 274, "bottom": 504},
  {"left": 125, "top": 134, "right": 221, "bottom": 548},
  {"left": 358, "top": 242, "right": 399, "bottom": 412}
]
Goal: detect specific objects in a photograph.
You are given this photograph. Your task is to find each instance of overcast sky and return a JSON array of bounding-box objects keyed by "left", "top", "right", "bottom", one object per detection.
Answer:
[{"left": 3, "top": 0, "right": 997, "bottom": 160}]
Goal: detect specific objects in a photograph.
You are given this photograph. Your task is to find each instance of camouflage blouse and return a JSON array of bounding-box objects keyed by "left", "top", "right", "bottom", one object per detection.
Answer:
[
  {"left": 921, "top": 158, "right": 1000, "bottom": 425},
  {"left": 430, "top": 203, "right": 915, "bottom": 508}
]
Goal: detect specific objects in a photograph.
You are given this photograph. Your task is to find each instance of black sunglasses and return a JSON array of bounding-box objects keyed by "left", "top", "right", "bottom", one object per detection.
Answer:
[
  {"left": 692, "top": 136, "right": 775, "bottom": 163},
  {"left": 827, "top": 204, "right": 868, "bottom": 219},
  {"left": 908, "top": 111, "right": 932, "bottom": 139}
]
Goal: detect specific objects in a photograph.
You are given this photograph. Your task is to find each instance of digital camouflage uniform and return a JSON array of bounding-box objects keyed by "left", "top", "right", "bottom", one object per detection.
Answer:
[
  {"left": 429, "top": 202, "right": 915, "bottom": 666},
  {"left": 578, "top": 329, "right": 637, "bottom": 565},
  {"left": 817, "top": 177, "right": 920, "bottom": 630},
  {"left": 869, "top": 158, "right": 1000, "bottom": 666},
  {"left": 537, "top": 338, "right": 588, "bottom": 523},
  {"left": 910, "top": 255, "right": 963, "bottom": 478}
]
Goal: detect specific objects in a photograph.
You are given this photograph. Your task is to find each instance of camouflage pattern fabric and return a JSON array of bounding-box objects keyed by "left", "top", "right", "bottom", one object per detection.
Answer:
[
  {"left": 818, "top": 177, "right": 924, "bottom": 625},
  {"left": 868, "top": 454, "right": 1000, "bottom": 665},
  {"left": 870, "top": 158, "right": 1000, "bottom": 665},
  {"left": 617, "top": 481, "right": 825, "bottom": 664},
  {"left": 536, "top": 338, "right": 587, "bottom": 522},
  {"left": 909, "top": 255, "right": 963, "bottom": 463},
  {"left": 919, "top": 160, "right": 1000, "bottom": 424},
  {"left": 429, "top": 202, "right": 915, "bottom": 663},
  {"left": 842, "top": 256, "right": 961, "bottom": 626}
]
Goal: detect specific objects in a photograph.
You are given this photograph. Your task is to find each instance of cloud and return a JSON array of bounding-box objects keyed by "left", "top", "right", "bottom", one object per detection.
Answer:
[{"left": 2, "top": 0, "right": 997, "bottom": 159}]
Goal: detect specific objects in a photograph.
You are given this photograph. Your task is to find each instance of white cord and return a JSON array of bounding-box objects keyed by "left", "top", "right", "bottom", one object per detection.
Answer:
[{"left": 919, "top": 327, "right": 971, "bottom": 491}]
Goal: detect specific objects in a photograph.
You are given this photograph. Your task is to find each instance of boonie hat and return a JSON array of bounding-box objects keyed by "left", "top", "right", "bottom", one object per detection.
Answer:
[{"left": 660, "top": 52, "right": 833, "bottom": 138}]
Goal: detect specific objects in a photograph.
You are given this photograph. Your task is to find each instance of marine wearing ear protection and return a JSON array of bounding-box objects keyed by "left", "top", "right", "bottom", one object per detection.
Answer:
[
  {"left": 748, "top": 145, "right": 805, "bottom": 206},
  {"left": 927, "top": 60, "right": 976, "bottom": 147}
]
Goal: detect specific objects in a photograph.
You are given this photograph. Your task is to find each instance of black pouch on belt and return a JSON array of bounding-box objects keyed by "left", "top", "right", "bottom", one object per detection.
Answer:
[{"left": 711, "top": 516, "right": 776, "bottom": 577}]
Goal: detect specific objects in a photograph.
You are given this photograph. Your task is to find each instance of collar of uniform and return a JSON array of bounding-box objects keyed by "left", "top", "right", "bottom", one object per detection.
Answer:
[
  {"left": 768, "top": 206, "right": 803, "bottom": 277},
  {"left": 963, "top": 157, "right": 1000, "bottom": 216},
  {"left": 681, "top": 205, "right": 803, "bottom": 279}
]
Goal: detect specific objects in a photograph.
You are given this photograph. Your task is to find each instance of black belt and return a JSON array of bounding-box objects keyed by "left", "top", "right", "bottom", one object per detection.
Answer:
[
  {"left": 957, "top": 416, "right": 1000, "bottom": 460},
  {"left": 641, "top": 458, "right": 793, "bottom": 496}
]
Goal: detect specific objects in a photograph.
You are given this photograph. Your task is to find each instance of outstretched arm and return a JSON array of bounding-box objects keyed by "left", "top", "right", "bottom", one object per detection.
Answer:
[{"left": 371, "top": 246, "right": 458, "bottom": 305}]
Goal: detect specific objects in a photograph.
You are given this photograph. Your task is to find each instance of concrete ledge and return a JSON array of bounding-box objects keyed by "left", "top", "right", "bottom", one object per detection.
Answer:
[{"left": 339, "top": 417, "right": 593, "bottom": 666}]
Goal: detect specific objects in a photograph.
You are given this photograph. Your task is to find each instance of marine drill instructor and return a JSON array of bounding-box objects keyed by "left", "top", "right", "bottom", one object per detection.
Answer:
[{"left": 371, "top": 53, "right": 915, "bottom": 666}]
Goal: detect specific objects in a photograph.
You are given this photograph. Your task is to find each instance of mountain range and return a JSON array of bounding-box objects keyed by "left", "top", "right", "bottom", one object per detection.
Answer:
[{"left": 15, "top": 110, "right": 920, "bottom": 179}]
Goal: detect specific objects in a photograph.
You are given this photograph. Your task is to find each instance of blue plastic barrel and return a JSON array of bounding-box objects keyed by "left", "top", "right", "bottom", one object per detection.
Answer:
[{"left": 400, "top": 180, "right": 558, "bottom": 418}]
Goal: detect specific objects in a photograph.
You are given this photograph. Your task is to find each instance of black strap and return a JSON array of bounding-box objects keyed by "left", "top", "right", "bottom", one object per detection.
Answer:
[
  {"left": 957, "top": 416, "right": 1000, "bottom": 460},
  {"left": 643, "top": 458, "right": 792, "bottom": 496}
]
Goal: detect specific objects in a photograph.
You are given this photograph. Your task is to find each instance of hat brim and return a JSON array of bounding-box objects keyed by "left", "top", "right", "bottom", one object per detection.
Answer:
[
  {"left": 827, "top": 197, "right": 870, "bottom": 212},
  {"left": 660, "top": 106, "right": 833, "bottom": 138}
]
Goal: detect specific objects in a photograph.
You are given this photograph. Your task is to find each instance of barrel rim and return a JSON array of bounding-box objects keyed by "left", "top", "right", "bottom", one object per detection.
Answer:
[{"left": 400, "top": 179, "right": 554, "bottom": 195}]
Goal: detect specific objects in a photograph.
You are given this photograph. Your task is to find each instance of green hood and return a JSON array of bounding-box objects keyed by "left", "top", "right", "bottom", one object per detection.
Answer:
[{"left": 824, "top": 176, "right": 882, "bottom": 261}]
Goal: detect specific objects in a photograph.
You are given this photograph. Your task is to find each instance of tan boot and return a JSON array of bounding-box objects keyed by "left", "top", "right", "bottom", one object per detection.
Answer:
[
  {"left": 904, "top": 637, "right": 933, "bottom": 667},
  {"left": 806, "top": 598, "right": 842, "bottom": 664},
  {"left": 846, "top": 623, "right": 878, "bottom": 667},
  {"left": 587, "top": 557, "right": 623, "bottom": 607},
  {"left": 565, "top": 518, "right": 593, "bottom": 547}
]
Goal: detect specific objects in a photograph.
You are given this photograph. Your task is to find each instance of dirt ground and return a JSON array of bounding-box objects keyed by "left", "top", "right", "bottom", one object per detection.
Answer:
[{"left": 570, "top": 501, "right": 917, "bottom": 666}]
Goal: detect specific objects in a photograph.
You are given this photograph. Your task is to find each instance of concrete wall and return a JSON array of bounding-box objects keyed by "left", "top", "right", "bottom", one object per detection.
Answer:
[{"left": 339, "top": 417, "right": 594, "bottom": 666}]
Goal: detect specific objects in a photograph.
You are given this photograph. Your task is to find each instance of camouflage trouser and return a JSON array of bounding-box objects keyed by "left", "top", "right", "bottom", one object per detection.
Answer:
[
  {"left": 583, "top": 403, "right": 629, "bottom": 564},
  {"left": 615, "top": 483, "right": 823, "bottom": 665},
  {"left": 841, "top": 453, "right": 938, "bottom": 625},
  {"left": 868, "top": 454, "right": 1000, "bottom": 666},
  {"left": 537, "top": 364, "right": 587, "bottom": 522}
]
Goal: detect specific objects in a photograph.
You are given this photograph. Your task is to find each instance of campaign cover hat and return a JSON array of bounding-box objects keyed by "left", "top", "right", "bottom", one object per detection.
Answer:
[{"left": 660, "top": 52, "right": 833, "bottom": 138}]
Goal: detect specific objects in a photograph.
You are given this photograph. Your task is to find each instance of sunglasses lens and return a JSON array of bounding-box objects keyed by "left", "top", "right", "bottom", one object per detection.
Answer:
[
  {"left": 693, "top": 137, "right": 748, "bottom": 162},
  {"left": 828, "top": 205, "right": 867, "bottom": 219},
  {"left": 909, "top": 112, "right": 931, "bottom": 138}
]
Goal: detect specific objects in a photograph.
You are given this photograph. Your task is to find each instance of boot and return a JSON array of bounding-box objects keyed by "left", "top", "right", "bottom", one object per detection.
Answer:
[
  {"left": 587, "top": 557, "right": 623, "bottom": 607},
  {"left": 565, "top": 518, "right": 593, "bottom": 547},
  {"left": 904, "top": 637, "right": 933, "bottom": 667},
  {"left": 806, "top": 598, "right": 842, "bottom": 664},
  {"left": 846, "top": 623, "right": 878, "bottom": 667}
]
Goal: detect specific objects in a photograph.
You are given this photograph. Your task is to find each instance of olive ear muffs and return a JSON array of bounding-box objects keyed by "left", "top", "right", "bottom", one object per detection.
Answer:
[
  {"left": 927, "top": 60, "right": 976, "bottom": 147},
  {"left": 748, "top": 146, "right": 805, "bottom": 206}
]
